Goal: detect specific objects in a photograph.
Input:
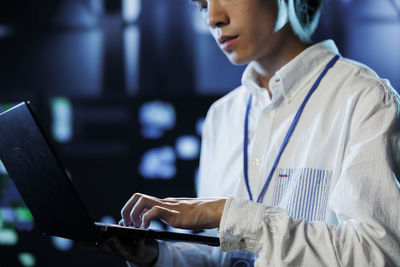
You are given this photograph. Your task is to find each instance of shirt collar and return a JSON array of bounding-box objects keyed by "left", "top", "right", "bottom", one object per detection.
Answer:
[
  {"left": 241, "top": 40, "right": 339, "bottom": 102},
  {"left": 241, "top": 62, "right": 275, "bottom": 106}
]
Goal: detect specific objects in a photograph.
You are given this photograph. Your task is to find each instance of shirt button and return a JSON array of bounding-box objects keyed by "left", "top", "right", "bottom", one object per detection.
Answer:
[{"left": 254, "top": 158, "right": 260, "bottom": 166}]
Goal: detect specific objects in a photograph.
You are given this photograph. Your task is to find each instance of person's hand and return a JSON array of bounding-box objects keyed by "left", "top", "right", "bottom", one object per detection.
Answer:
[
  {"left": 120, "top": 193, "right": 227, "bottom": 230},
  {"left": 78, "top": 236, "right": 158, "bottom": 266}
]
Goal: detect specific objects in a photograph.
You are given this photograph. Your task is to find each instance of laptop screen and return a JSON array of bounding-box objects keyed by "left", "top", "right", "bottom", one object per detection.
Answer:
[{"left": 0, "top": 102, "right": 100, "bottom": 242}]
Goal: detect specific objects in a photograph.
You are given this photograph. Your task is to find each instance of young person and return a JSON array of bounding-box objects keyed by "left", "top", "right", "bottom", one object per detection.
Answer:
[{"left": 100, "top": 0, "right": 400, "bottom": 266}]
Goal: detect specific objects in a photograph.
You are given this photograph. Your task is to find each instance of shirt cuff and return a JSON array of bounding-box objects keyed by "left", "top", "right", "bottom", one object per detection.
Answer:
[{"left": 219, "top": 197, "right": 266, "bottom": 253}]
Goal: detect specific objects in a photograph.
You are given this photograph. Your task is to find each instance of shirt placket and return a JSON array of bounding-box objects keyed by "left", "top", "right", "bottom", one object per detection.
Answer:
[
  {"left": 248, "top": 76, "right": 284, "bottom": 201},
  {"left": 248, "top": 95, "right": 276, "bottom": 201}
]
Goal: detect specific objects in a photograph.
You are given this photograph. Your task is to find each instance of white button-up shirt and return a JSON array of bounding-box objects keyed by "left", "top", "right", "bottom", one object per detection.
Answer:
[{"left": 153, "top": 40, "right": 400, "bottom": 267}]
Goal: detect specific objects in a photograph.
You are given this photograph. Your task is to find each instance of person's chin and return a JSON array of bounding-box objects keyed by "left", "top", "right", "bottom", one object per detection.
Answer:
[{"left": 226, "top": 52, "right": 251, "bottom": 66}]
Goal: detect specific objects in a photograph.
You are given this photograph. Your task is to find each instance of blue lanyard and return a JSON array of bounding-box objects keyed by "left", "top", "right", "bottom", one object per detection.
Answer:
[{"left": 243, "top": 54, "right": 340, "bottom": 203}]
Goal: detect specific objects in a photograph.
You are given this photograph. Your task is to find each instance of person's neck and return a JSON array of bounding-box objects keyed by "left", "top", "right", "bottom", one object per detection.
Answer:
[{"left": 253, "top": 32, "right": 312, "bottom": 99}]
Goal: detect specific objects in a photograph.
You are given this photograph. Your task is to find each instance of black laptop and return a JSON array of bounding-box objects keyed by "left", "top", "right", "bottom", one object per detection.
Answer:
[{"left": 0, "top": 101, "right": 219, "bottom": 246}]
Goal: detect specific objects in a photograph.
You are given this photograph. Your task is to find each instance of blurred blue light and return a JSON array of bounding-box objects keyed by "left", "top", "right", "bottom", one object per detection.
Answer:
[
  {"left": 18, "top": 252, "right": 36, "bottom": 267},
  {"left": 139, "top": 101, "right": 176, "bottom": 139},
  {"left": 51, "top": 236, "right": 73, "bottom": 251},
  {"left": 0, "top": 25, "right": 14, "bottom": 39},
  {"left": 141, "top": 127, "right": 163, "bottom": 139},
  {"left": 175, "top": 135, "right": 200, "bottom": 160},
  {"left": 53, "top": 0, "right": 101, "bottom": 28},
  {"left": 124, "top": 26, "right": 141, "bottom": 96},
  {"left": 100, "top": 215, "right": 116, "bottom": 225},
  {"left": 0, "top": 207, "right": 15, "bottom": 223},
  {"left": 0, "top": 229, "right": 18, "bottom": 246},
  {"left": 139, "top": 146, "right": 176, "bottom": 180},
  {"left": 89, "top": 0, "right": 104, "bottom": 15},
  {"left": 14, "top": 206, "right": 34, "bottom": 231},
  {"left": 123, "top": 0, "right": 141, "bottom": 23},
  {"left": 51, "top": 97, "right": 73, "bottom": 143},
  {"left": 196, "top": 117, "right": 205, "bottom": 136},
  {"left": 153, "top": 0, "right": 169, "bottom": 55},
  {"left": 39, "top": 30, "right": 103, "bottom": 96},
  {"left": 15, "top": 221, "right": 34, "bottom": 232},
  {"left": 0, "top": 160, "right": 7, "bottom": 175}
]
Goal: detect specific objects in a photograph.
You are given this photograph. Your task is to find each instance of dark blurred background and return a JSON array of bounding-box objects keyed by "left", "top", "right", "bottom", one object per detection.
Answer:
[{"left": 0, "top": 0, "right": 399, "bottom": 266}]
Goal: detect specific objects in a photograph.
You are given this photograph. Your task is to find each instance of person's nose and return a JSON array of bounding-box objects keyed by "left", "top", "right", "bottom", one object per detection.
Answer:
[{"left": 207, "top": 0, "right": 229, "bottom": 28}]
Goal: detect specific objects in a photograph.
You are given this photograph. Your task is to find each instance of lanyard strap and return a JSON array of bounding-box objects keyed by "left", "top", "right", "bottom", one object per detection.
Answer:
[{"left": 243, "top": 54, "right": 340, "bottom": 203}]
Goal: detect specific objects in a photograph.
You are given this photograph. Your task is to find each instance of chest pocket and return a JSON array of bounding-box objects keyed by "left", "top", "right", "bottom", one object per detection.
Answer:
[{"left": 272, "top": 168, "right": 333, "bottom": 222}]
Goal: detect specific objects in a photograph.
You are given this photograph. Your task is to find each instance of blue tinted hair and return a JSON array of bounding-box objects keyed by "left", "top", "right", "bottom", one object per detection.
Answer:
[{"left": 287, "top": 0, "right": 323, "bottom": 42}]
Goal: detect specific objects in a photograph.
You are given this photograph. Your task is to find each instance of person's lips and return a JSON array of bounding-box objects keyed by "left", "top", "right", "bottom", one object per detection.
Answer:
[{"left": 219, "top": 35, "right": 239, "bottom": 50}]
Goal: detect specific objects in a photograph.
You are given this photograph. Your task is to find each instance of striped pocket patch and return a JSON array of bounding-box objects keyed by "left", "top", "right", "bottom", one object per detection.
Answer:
[{"left": 272, "top": 168, "right": 332, "bottom": 221}]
